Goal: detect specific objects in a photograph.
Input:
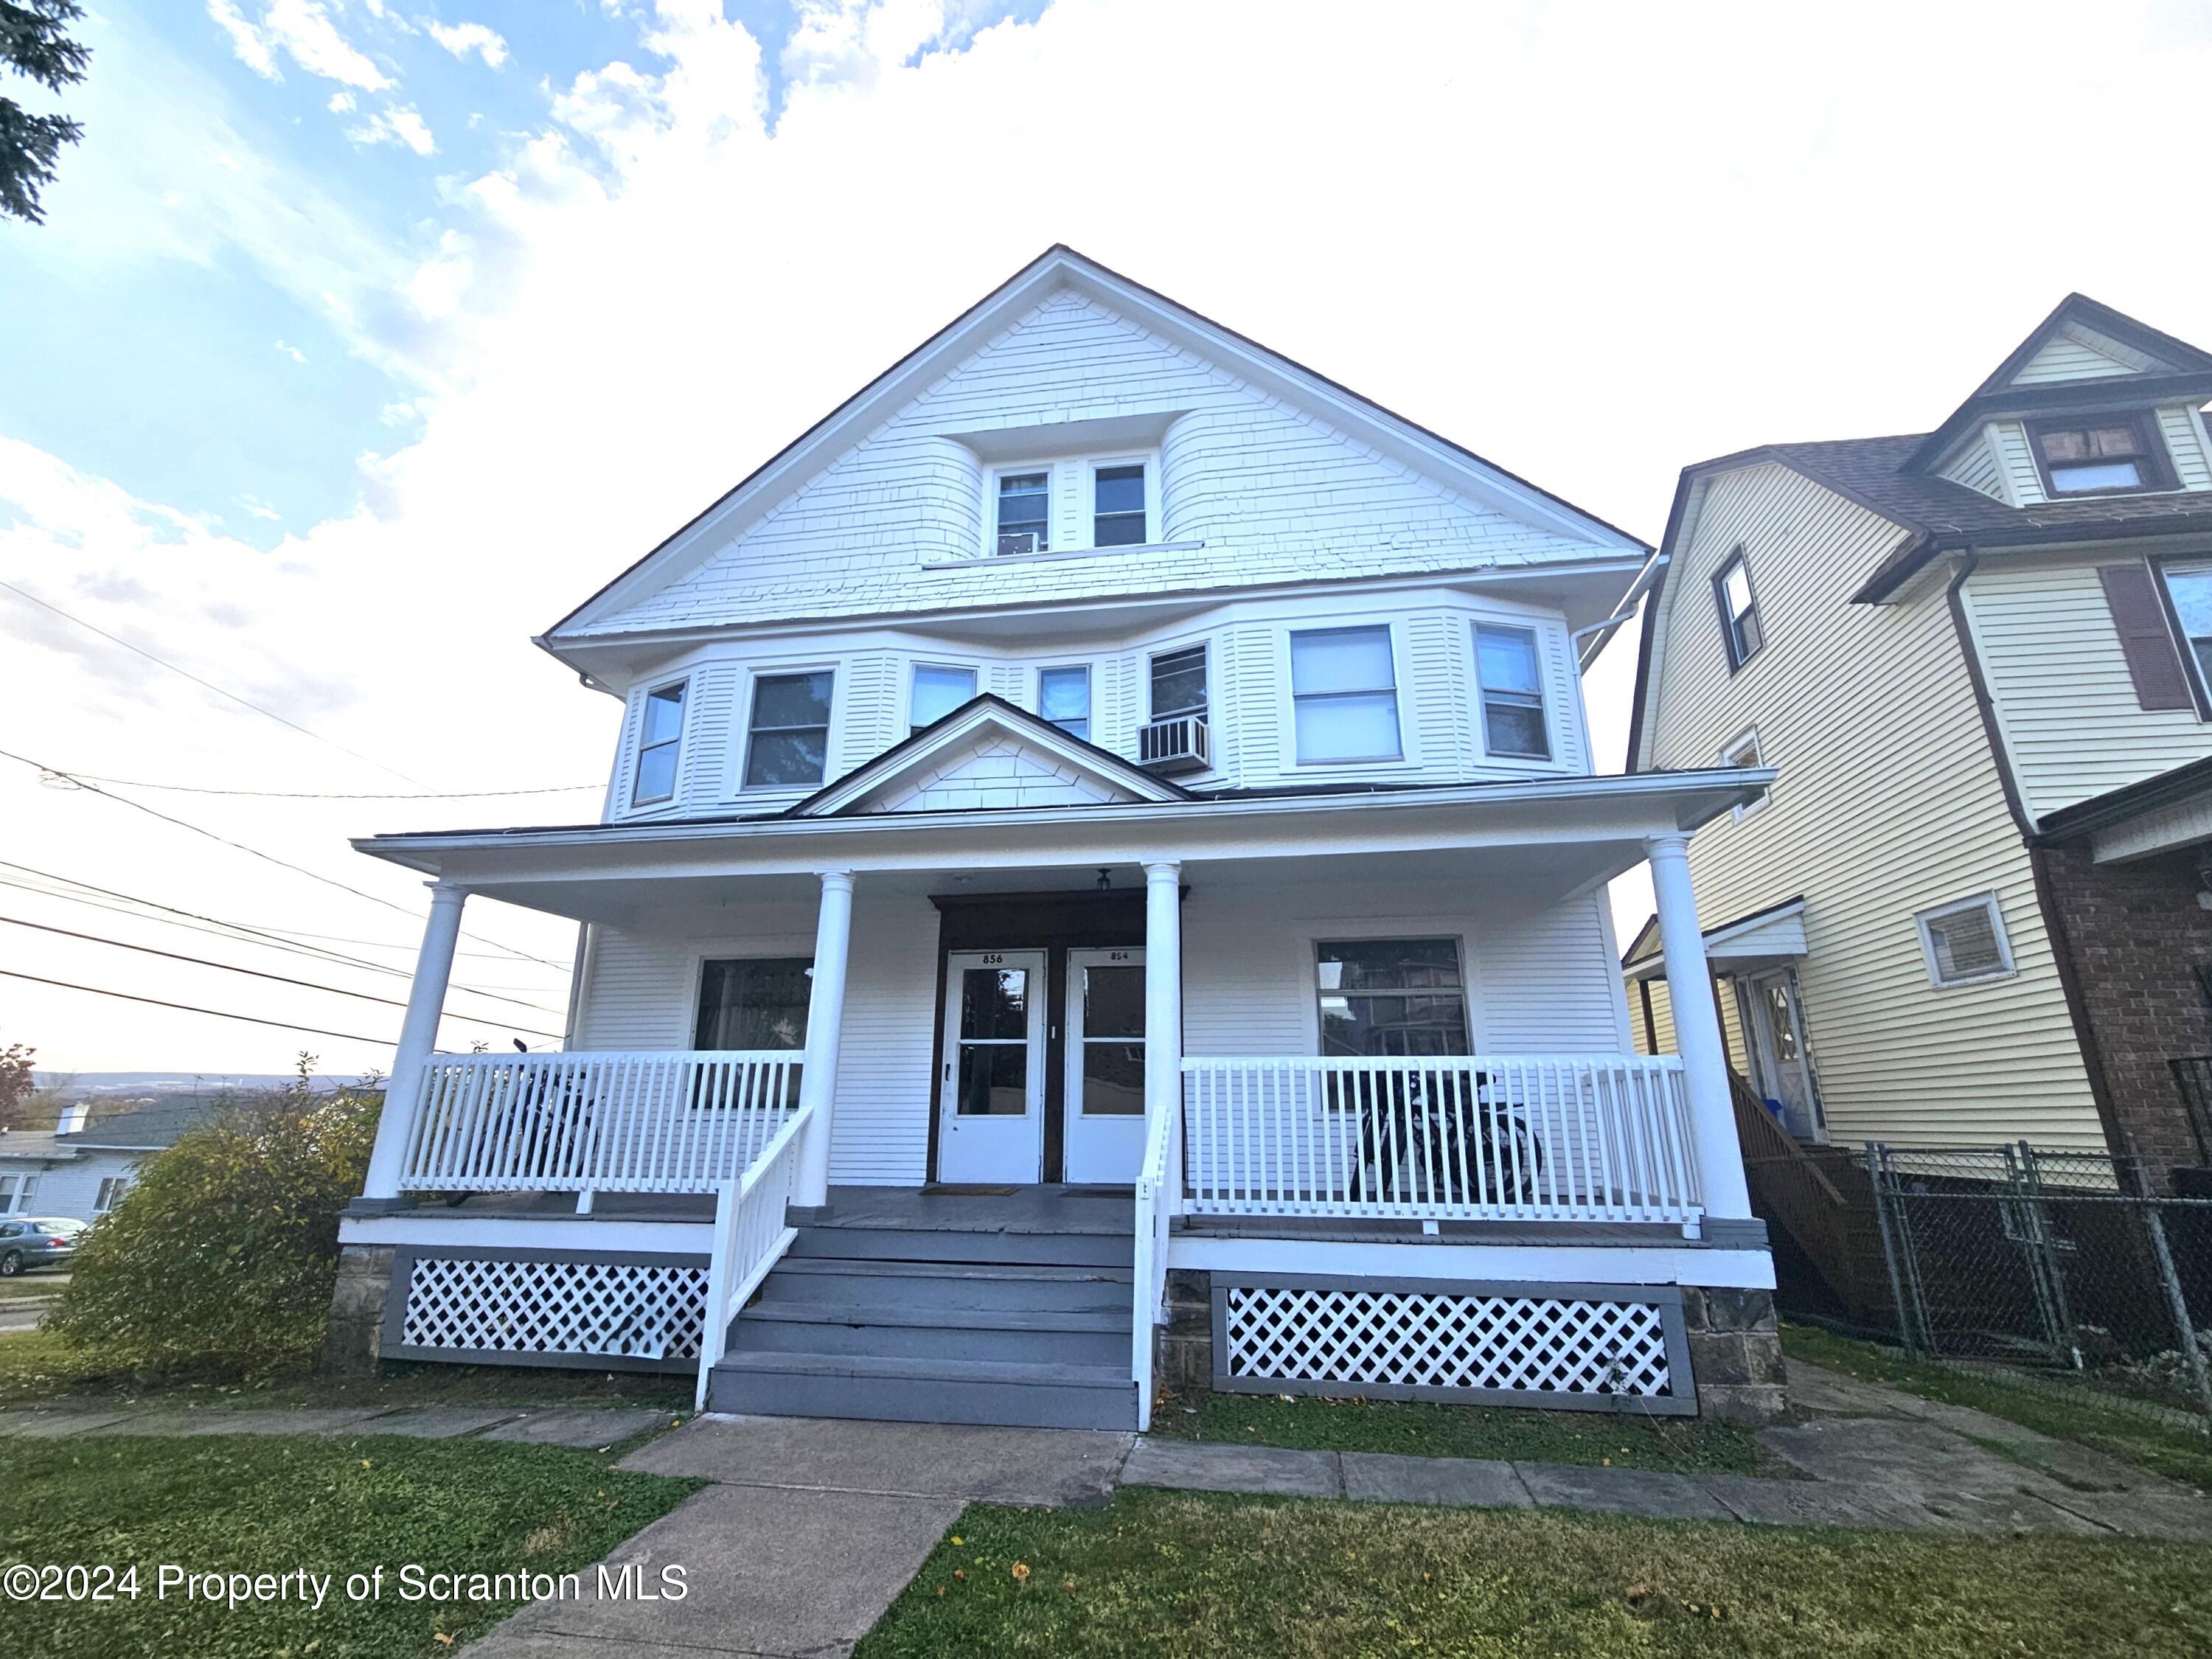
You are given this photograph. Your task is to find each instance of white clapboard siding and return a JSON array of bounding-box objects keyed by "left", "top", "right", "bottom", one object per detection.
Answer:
[
  {"left": 1936, "top": 434, "right": 2006, "bottom": 501},
  {"left": 826, "top": 891, "right": 941, "bottom": 1183},
  {"left": 2010, "top": 331, "right": 2146, "bottom": 385},
  {"left": 1642, "top": 462, "right": 2104, "bottom": 1150},
  {"left": 2157, "top": 406, "right": 2212, "bottom": 492},
  {"left": 1961, "top": 557, "right": 2212, "bottom": 823},
  {"left": 1990, "top": 422, "right": 2047, "bottom": 505}
]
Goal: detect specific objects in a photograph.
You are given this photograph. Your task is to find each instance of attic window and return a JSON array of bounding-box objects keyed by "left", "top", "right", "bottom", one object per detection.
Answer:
[
  {"left": 996, "top": 472, "right": 1050, "bottom": 554},
  {"left": 1713, "top": 548, "right": 1764, "bottom": 672},
  {"left": 2030, "top": 414, "right": 2173, "bottom": 495}
]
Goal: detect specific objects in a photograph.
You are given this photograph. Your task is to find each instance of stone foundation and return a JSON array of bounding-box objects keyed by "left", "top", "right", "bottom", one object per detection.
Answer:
[
  {"left": 317, "top": 1243, "right": 396, "bottom": 1377},
  {"left": 1152, "top": 1269, "right": 1787, "bottom": 1424}
]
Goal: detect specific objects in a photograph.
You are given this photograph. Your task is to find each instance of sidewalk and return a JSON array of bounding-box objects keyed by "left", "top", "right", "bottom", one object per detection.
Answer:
[{"left": 0, "top": 1403, "right": 672, "bottom": 1447}]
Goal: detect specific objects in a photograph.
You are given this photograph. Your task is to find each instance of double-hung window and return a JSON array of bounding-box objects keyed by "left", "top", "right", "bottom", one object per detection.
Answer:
[
  {"left": 996, "top": 471, "right": 1050, "bottom": 554},
  {"left": 2161, "top": 562, "right": 2212, "bottom": 691},
  {"left": 1915, "top": 894, "right": 2014, "bottom": 988},
  {"left": 911, "top": 664, "right": 978, "bottom": 734},
  {"left": 1038, "top": 665, "right": 1091, "bottom": 740},
  {"left": 1290, "top": 626, "right": 1401, "bottom": 762},
  {"left": 94, "top": 1176, "right": 129, "bottom": 1214},
  {"left": 2031, "top": 414, "right": 2172, "bottom": 496},
  {"left": 1093, "top": 463, "right": 1147, "bottom": 546},
  {"left": 1150, "top": 645, "right": 1208, "bottom": 723},
  {"left": 1474, "top": 625, "right": 1549, "bottom": 759},
  {"left": 631, "top": 681, "right": 686, "bottom": 806},
  {"left": 1315, "top": 939, "right": 1470, "bottom": 1057},
  {"left": 742, "top": 671, "right": 833, "bottom": 788},
  {"left": 1714, "top": 548, "right": 1764, "bottom": 671}
]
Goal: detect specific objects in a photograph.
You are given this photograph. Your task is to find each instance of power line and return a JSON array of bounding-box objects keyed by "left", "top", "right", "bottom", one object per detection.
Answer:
[
  {"left": 1, "top": 748, "right": 569, "bottom": 970},
  {"left": 0, "top": 861, "right": 568, "bottom": 1016},
  {"left": 0, "top": 575, "right": 431, "bottom": 788},
  {"left": 73, "top": 772, "right": 599, "bottom": 801},
  {"left": 0, "top": 914, "right": 565, "bottom": 1040},
  {"left": 0, "top": 968, "right": 395, "bottom": 1047}
]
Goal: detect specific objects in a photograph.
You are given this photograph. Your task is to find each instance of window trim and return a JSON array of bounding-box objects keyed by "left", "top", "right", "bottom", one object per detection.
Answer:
[
  {"left": 1148, "top": 641, "right": 1210, "bottom": 722},
  {"left": 1712, "top": 546, "right": 1764, "bottom": 673},
  {"left": 2150, "top": 554, "right": 2212, "bottom": 720},
  {"left": 1088, "top": 456, "right": 1153, "bottom": 549},
  {"left": 689, "top": 951, "right": 816, "bottom": 1054},
  {"left": 1914, "top": 892, "right": 2017, "bottom": 989},
  {"left": 1471, "top": 621, "right": 1552, "bottom": 762},
  {"left": 1307, "top": 931, "right": 1475, "bottom": 1058},
  {"left": 628, "top": 676, "right": 689, "bottom": 810},
  {"left": 980, "top": 451, "right": 1163, "bottom": 557},
  {"left": 908, "top": 661, "right": 981, "bottom": 735},
  {"left": 738, "top": 665, "right": 838, "bottom": 794},
  {"left": 94, "top": 1175, "right": 129, "bottom": 1214},
  {"left": 990, "top": 465, "right": 1054, "bottom": 556},
  {"left": 1035, "top": 662, "right": 1093, "bottom": 741},
  {"left": 1719, "top": 725, "right": 1766, "bottom": 821},
  {"left": 2025, "top": 411, "right": 2177, "bottom": 499},
  {"left": 1287, "top": 623, "right": 1405, "bottom": 765}
]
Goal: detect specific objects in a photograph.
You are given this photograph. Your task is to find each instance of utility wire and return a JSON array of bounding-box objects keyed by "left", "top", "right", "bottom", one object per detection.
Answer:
[
  {"left": 0, "top": 914, "right": 564, "bottom": 1040},
  {"left": 1, "top": 748, "right": 569, "bottom": 970},
  {"left": 0, "top": 968, "right": 395, "bottom": 1047},
  {"left": 0, "top": 575, "right": 431, "bottom": 788},
  {"left": 72, "top": 772, "right": 598, "bottom": 801},
  {"left": 0, "top": 861, "right": 568, "bottom": 1015}
]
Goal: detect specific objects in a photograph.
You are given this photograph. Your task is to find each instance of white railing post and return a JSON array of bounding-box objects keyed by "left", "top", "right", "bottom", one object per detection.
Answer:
[
  {"left": 1646, "top": 832, "right": 1753, "bottom": 1225},
  {"left": 793, "top": 871, "right": 857, "bottom": 1210},
  {"left": 361, "top": 882, "right": 468, "bottom": 1204}
]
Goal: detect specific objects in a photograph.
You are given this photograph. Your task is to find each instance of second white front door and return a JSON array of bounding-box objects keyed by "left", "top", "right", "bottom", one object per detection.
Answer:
[
  {"left": 1064, "top": 947, "right": 1147, "bottom": 1184},
  {"left": 937, "top": 950, "right": 1048, "bottom": 1184}
]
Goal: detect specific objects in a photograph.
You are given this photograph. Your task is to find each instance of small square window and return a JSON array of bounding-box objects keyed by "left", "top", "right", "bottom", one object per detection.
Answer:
[
  {"left": 1720, "top": 728, "right": 1765, "bottom": 820},
  {"left": 631, "top": 681, "right": 686, "bottom": 806},
  {"left": 1093, "top": 463, "right": 1147, "bottom": 546},
  {"left": 1038, "top": 665, "right": 1091, "bottom": 740},
  {"left": 1474, "top": 625, "right": 1549, "bottom": 759},
  {"left": 997, "top": 471, "right": 1050, "bottom": 554},
  {"left": 1916, "top": 894, "right": 2015, "bottom": 987},
  {"left": 911, "top": 664, "right": 978, "bottom": 734},
  {"left": 1714, "top": 549, "right": 1764, "bottom": 671}
]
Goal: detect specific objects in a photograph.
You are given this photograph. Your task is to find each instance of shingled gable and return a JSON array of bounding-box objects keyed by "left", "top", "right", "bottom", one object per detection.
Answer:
[
  {"left": 785, "top": 694, "right": 1192, "bottom": 818},
  {"left": 536, "top": 245, "right": 1646, "bottom": 657}
]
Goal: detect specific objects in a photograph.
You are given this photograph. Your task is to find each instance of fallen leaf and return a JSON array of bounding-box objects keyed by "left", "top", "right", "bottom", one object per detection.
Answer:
[{"left": 1012, "top": 1562, "right": 1031, "bottom": 1582}]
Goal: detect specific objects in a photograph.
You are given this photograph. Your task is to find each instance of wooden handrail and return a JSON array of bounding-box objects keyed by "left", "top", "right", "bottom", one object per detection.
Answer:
[{"left": 1729, "top": 1069, "right": 1844, "bottom": 1203}]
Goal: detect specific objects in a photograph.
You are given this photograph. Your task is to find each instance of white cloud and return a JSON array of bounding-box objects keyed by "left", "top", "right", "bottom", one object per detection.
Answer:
[
  {"left": 274, "top": 339, "right": 307, "bottom": 362},
  {"left": 206, "top": 1, "right": 279, "bottom": 79},
  {"left": 239, "top": 494, "right": 282, "bottom": 520},
  {"left": 347, "top": 104, "right": 435, "bottom": 156},
  {"left": 426, "top": 20, "right": 509, "bottom": 69},
  {"left": 327, "top": 89, "right": 355, "bottom": 113},
  {"left": 204, "top": 0, "right": 394, "bottom": 91}
]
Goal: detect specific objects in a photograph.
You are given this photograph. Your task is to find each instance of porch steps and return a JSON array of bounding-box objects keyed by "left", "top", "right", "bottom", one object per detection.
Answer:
[{"left": 704, "top": 1212, "right": 1138, "bottom": 1430}]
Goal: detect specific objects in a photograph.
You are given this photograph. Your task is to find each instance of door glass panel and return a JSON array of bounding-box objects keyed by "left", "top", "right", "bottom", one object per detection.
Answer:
[
  {"left": 1082, "top": 964, "right": 1144, "bottom": 1037},
  {"left": 959, "top": 967, "right": 1028, "bottom": 1038},
  {"left": 1081, "top": 1045, "right": 1145, "bottom": 1116},
  {"left": 1079, "top": 964, "right": 1146, "bottom": 1117},
  {"left": 957, "top": 1046, "right": 1029, "bottom": 1115},
  {"left": 1759, "top": 981, "right": 1798, "bottom": 1062}
]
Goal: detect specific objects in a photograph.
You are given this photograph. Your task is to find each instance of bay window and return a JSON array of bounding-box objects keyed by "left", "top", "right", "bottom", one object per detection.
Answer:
[{"left": 1290, "top": 625, "right": 1401, "bottom": 762}]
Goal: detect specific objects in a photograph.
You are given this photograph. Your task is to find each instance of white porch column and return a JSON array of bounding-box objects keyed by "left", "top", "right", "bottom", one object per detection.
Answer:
[
  {"left": 793, "top": 870, "right": 857, "bottom": 1209},
  {"left": 361, "top": 881, "right": 468, "bottom": 1204},
  {"left": 1646, "top": 833, "right": 1754, "bottom": 1221},
  {"left": 1143, "top": 861, "right": 1184, "bottom": 1167}
]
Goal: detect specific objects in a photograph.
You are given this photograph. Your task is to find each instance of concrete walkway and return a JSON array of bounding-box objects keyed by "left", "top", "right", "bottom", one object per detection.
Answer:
[{"left": 0, "top": 1403, "right": 673, "bottom": 1447}]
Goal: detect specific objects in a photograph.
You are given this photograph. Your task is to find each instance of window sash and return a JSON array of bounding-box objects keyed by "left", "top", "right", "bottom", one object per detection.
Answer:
[
  {"left": 2032, "top": 415, "right": 2170, "bottom": 495},
  {"left": 1093, "top": 463, "right": 1147, "bottom": 546},
  {"left": 695, "top": 957, "right": 813, "bottom": 1051},
  {"left": 1918, "top": 897, "right": 2011, "bottom": 986},
  {"left": 1474, "top": 626, "right": 1548, "bottom": 759},
  {"left": 1038, "top": 665, "right": 1091, "bottom": 740},
  {"left": 1314, "top": 938, "right": 1470, "bottom": 1057},
  {"left": 997, "top": 472, "right": 1050, "bottom": 551},
  {"left": 1715, "top": 552, "right": 1764, "bottom": 667},
  {"left": 2163, "top": 564, "right": 2212, "bottom": 692},
  {"left": 1150, "top": 647, "right": 1208, "bottom": 720},
  {"left": 911, "top": 664, "right": 978, "bottom": 733},
  {"left": 1290, "top": 627, "right": 1401, "bottom": 762},
  {"left": 743, "top": 671, "right": 833, "bottom": 789},
  {"left": 632, "top": 681, "right": 686, "bottom": 804}
]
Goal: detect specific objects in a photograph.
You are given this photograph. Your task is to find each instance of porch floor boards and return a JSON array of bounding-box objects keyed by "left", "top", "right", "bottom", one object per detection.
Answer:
[{"left": 819, "top": 1183, "right": 1133, "bottom": 1236}]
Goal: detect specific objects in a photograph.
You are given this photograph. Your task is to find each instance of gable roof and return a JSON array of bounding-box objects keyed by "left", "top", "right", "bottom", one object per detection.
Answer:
[
  {"left": 786, "top": 693, "right": 1193, "bottom": 818},
  {"left": 540, "top": 246, "right": 1647, "bottom": 651},
  {"left": 1621, "top": 896, "right": 1807, "bottom": 981},
  {"left": 58, "top": 1099, "right": 220, "bottom": 1150}
]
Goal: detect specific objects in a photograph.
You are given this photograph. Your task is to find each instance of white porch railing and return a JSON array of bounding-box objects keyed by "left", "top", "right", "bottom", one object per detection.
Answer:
[
  {"left": 1180, "top": 1054, "right": 1703, "bottom": 1229},
  {"left": 398, "top": 1050, "right": 799, "bottom": 1194},
  {"left": 694, "top": 1103, "right": 813, "bottom": 1410},
  {"left": 1131, "top": 1081, "right": 1182, "bottom": 1430}
]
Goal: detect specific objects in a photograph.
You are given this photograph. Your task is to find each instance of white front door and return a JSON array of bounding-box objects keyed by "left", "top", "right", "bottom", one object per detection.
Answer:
[
  {"left": 1064, "top": 947, "right": 1147, "bottom": 1184},
  {"left": 1743, "top": 970, "right": 1825, "bottom": 1143},
  {"left": 937, "top": 950, "right": 1048, "bottom": 1184}
]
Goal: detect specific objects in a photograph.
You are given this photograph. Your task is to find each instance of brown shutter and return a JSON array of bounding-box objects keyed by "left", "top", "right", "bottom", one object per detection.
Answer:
[{"left": 2097, "top": 563, "right": 2197, "bottom": 712}]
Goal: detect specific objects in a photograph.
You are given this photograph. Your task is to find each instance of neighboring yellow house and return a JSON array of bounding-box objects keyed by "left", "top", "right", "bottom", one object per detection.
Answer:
[{"left": 1625, "top": 294, "right": 2212, "bottom": 1188}]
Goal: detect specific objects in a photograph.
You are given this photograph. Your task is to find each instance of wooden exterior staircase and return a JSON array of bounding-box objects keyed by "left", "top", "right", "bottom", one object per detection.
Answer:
[{"left": 1729, "top": 1072, "right": 1893, "bottom": 1324}]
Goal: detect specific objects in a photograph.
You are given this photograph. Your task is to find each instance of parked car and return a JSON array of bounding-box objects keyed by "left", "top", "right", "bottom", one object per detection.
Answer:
[{"left": 0, "top": 1218, "right": 86, "bottom": 1276}]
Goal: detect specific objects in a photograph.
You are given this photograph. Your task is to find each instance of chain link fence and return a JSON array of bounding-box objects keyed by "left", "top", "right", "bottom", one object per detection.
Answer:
[{"left": 1864, "top": 1141, "right": 2212, "bottom": 1421}]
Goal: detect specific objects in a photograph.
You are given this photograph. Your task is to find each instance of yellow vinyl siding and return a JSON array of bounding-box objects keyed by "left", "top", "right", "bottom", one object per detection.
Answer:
[
  {"left": 1644, "top": 463, "right": 2104, "bottom": 1150},
  {"left": 1630, "top": 973, "right": 1753, "bottom": 1079},
  {"left": 1961, "top": 554, "right": 2212, "bottom": 824}
]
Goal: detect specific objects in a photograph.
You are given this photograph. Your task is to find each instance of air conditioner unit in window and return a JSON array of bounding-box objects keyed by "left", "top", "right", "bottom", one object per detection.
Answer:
[
  {"left": 995, "top": 532, "right": 1041, "bottom": 556},
  {"left": 1138, "top": 712, "right": 1210, "bottom": 773}
]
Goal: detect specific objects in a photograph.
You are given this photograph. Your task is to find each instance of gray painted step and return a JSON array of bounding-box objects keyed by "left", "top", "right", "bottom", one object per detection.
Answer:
[
  {"left": 759, "top": 1257, "right": 1132, "bottom": 1312},
  {"left": 789, "top": 1225, "right": 1132, "bottom": 1268},
  {"left": 708, "top": 1349, "right": 1138, "bottom": 1431},
  {"left": 735, "top": 1301, "right": 1130, "bottom": 1366}
]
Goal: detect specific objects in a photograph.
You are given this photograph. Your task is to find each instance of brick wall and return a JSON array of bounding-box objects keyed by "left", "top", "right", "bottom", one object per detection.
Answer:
[{"left": 2036, "top": 839, "right": 2212, "bottom": 1178}]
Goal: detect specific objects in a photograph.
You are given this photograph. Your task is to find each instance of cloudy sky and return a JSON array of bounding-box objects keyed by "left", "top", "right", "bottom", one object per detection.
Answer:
[{"left": 4, "top": 0, "right": 2211, "bottom": 1079}]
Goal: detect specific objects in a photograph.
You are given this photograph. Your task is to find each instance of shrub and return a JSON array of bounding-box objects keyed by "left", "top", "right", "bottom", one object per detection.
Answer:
[{"left": 46, "top": 1077, "right": 380, "bottom": 1377}]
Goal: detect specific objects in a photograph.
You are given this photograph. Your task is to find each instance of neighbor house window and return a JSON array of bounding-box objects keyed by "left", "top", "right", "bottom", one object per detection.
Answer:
[
  {"left": 0, "top": 1175, "right": 35, "bottom": 1214},
  {"left": 1714, "top": 548, "right": 1763, "bottom": 670},
  {"left": 695, "top": 958, "right": 813, "bottom": 1051},
  {"left": 1290, "top": 626, "right": 1402, "bottom": 762},
  {"left": 742, "top": 670, "right": 833, "bottom": 788},
  {"left": 996, "top": 471, "right": 1050, "bottom": 554},
  {"left": 94, "top": 1176, "right": 129, "bottom": 1214},
  {"left": 1720, "top": 727, "right": 1765, "bottom": 821},
  {"left": 1315, "top": 939, "right": 1470, "bottom": 1057},
  {"left": 911, "top": 664, "right": 978, "bottom": 734},
  {"left": 2161, "top": 562, "right": 2212, "bottom": 690},
  {"left": 1038, "top": 665, "right": 1091, "bottom": 740},
  {"left": 1916, "top": 894, "right": 2015, "bottom": 987},
  {"left": 1474, "top": 625, "right": 1549, "bottom": 759},
  {"left": 1150, "top": 645, "right": 1208, "bottom": 722},
  {"left": 2031, "top": 415, "right": 2172, "bottom": 496},
  {"left": 1093, "top": 463, "right": 1147, "bottom": 546},
  {"left": 631, "top": 680, "right": 686, "bottom": 805}
]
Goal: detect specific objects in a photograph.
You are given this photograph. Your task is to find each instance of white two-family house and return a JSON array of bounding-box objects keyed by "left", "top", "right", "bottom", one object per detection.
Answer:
[{"left": 333, "top": 248, "right": 1778, "bottom": 1429}]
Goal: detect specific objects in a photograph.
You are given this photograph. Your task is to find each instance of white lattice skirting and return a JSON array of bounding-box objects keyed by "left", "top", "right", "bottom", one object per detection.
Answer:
[
  {"left": 400, "top": 1256, "right": 709, "bottom": 1363},
  {"left": 1222, "top": 1285, "right": 1675, "bottom": 1399}
]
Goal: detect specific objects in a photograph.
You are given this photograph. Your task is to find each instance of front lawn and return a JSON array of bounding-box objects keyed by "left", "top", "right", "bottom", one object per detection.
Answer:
[
  {"left": 1782, "top": 1324, "right": 2212, "bottom": 1493},
  {"left": 0, "top": 1328, "right": 692, "bottom": 1413},
  {"left": 0, "top": 1430, "right": 700, "bottom": 1658},
  {"left": 1148, "top": 1386, "right": 1764, "bottom": 1473},
  {"left": 856, "top": 1486, "right": 2212, "bottom": 1658}
]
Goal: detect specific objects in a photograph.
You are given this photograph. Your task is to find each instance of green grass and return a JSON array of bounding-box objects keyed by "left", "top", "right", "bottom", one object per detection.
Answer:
[
  {"left": 1782, "top": 1324, "right": 2212, "bottom": 1493},
  {"left": 1147, "top": 1385, "right": 1764, "bottom": 1473},
  {"left": 0, "top": 1430, "right": 700, "bottom": 1658},
  {"left": 855, "top": 1486, "right": 2212, "bottom": 1659},
  {"left": 0, "top": 1328, "right": 692, "bottom": 1413}
]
